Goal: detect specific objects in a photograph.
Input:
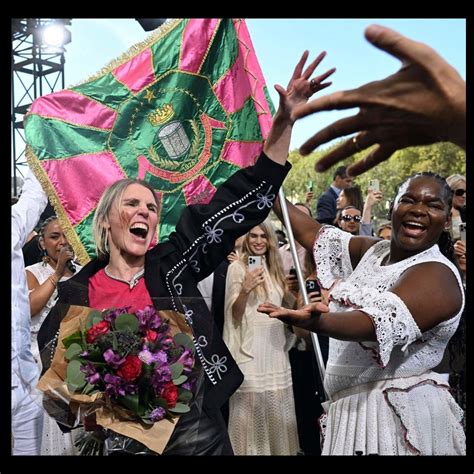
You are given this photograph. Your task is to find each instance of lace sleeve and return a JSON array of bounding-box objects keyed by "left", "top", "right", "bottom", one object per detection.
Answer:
[
  {"left": 332, "top": 283, "right": 422, "bottom": 367},
  {"left": 223, "top": 261, "right": 254, "bottom": 363},
  {"left": 313, "top": 225, "right": 353, "bottom": 290}
]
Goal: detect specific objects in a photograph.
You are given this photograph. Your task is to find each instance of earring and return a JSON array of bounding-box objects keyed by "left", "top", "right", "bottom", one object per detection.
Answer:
[{"left": 41, "top": 248, "right": 49, "bottom": 266}]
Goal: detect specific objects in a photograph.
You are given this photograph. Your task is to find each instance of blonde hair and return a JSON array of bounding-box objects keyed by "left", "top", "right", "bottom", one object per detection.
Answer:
[
  {"left": 446, "top": 174, "right": 466, "bottom": 191},
  {"left": 92, "top": 179, "right": 160, "bottom": 259},
  {"left": 239, "top": 220, "right": 287, "bottom": 299}
]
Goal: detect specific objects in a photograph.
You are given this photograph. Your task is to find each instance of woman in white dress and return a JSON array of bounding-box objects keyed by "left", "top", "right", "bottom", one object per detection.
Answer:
[
  {"left": 260, "top": 173, "right": 465, "bottom": 455},
  {"left": 26, "top": 216, "right": 82, "bottom": 455},
  {"left": 223, "top": 220, "right": 299, "bottom": 455}
]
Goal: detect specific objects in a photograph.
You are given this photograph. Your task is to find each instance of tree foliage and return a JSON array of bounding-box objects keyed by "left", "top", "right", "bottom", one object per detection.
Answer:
[{"left": 282, "top": 141, "right": 466, "bottom": 224}]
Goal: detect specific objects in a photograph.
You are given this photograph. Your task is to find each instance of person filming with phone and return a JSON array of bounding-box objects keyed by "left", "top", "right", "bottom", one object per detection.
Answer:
[{"left": 223, "top": 220, "right": 300, "bottom": 455}]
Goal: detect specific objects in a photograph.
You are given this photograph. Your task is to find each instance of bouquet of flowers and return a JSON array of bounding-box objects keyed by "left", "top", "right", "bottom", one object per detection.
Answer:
[{"left": 37, "top": 304, "right": 197, "bottom": 454}]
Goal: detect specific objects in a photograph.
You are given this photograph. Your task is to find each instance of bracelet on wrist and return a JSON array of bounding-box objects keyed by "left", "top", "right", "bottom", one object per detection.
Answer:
[{"left": 48, "top": 276, "right": 58, "bottom": 288}]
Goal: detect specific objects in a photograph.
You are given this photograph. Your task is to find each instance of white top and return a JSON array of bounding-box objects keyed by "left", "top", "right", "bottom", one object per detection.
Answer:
[
  {"left": 223, "top": 259, "right": 296, "bottom": 367},
  {"left": 11, "top": 170, "right": 48, "bottom": 391},
  {"left": 223, "top": 259, "right": 299, "bottom": 455},
  {"left": 26, "top": 262, "right": 82, "bottom": 369},
  {"left": 313, "top": 226, "right": 465, "bottom": 397}
]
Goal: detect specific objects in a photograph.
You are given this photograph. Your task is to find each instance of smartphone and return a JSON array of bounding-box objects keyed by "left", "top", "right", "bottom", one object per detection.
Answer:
[
  {"left": 459, "top": 223, "right": 466, "bottom": 242},
  {"left": 369, "top": 179, "right": 380, "bottom": 192},
  {"left": 307, "top": 180, "right": 314, "bottom": 192},
  {"left": 248, "top": 255, "right": 262, "bottom": 271},
  {"left": 305, "top": 279, "right": 321, "bottom": 295}
]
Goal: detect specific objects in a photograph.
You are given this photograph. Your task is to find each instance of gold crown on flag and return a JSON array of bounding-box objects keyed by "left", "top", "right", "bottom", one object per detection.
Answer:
[{"left": 148, "top": 103, "right": 175, "bottom": 126}]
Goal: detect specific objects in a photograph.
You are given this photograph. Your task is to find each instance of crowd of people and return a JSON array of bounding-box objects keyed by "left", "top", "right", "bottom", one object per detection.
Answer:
[{"left": 12, "top": 24, "right": 466, "bottom": 456}]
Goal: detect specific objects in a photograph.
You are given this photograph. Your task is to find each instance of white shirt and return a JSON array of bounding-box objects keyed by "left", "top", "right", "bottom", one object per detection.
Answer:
[{"left": 12, "top": 170, "right": 48, "bottom": 391}]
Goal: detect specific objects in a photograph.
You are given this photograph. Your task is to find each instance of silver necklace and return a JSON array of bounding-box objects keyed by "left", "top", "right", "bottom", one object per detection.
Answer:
[{"left": 104, "top": 265, "right": 145, "bottom": 289}]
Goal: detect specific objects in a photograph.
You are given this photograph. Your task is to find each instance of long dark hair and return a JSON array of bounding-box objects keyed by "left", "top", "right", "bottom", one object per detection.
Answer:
[{"left": 391, "top": 172, "right": 456, "bottom": 264}]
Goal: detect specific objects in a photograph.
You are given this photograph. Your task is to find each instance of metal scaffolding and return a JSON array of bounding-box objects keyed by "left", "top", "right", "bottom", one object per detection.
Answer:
[{"left": 11, "top": 18, "right": 70, "bottom": 196}]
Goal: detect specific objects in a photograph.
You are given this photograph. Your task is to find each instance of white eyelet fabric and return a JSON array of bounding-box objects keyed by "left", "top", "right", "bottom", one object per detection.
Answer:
[{"left": 313, "top": 226, "right": 465, "bottom": 455}]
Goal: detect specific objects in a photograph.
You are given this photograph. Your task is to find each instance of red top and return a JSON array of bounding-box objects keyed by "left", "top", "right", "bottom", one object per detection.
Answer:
[{"left": 89, "top": 268, "right": 154, "bottom": 313}]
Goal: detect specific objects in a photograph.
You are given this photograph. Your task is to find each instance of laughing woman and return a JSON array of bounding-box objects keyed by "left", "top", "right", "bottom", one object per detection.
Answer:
[
  {"left": 37, "top": 50, "right": 335, "bottom": 455},
  {"left": 260, "top": 172, "right": 466, "bottom": 455}
]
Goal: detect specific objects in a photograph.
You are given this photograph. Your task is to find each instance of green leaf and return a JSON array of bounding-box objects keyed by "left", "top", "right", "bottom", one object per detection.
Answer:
[
  {"left": 119, "top": 394, "right": 140, "bottom": 415},
  {"left": 82, "top": 383, "right": 99, "bottom": 395},
  {"left": 173, "top": 375, "right": 187, "bottom": 385},
  {"left": 66, "top": 360, "right": 87, "bottom": 392},
  {"left": 170, "top": 362, "right": 183, "bottom": 379},
  {"left": 64, "top": 342, "right": 84, "bottom": 361},
  {"left": 140, "top": 416, "right": 155, "bottom": 426},
  {"left": 169, "top": 402, "right": 191, "bottom": 414},
  {"left": 115, "top": 314, "right": 139, "bottom": 332},
  {"left": 86, "top": 310, "right": 103, "bottom": 329},
  {"left": 173, "top": 333, "right": 195, "bottom": 353},
  {"left": 62, "top": 331, "right": 83, "bottom": 350},
  {"left": 178, "top": 390, "right": 193, "bottom": 403}
]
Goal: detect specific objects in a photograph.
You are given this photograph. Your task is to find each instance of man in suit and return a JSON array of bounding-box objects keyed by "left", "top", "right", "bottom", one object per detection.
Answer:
[{"left": 316, "top": 166, "right": 353, "bottom": 224}]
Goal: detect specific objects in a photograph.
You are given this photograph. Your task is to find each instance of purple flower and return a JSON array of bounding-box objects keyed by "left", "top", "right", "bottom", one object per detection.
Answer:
[
  {"left": 176, "top": 348, "right": 193, "bottom": 375},
  {"left": 103, "top": 373, "right": 137, "bottom": 398},
  {"left": 148, "top": 406, "right": 166, "bottom": 422},
  {"left": 156, "top": 334, "right": 174, "bottom": 350},
  {"left": 80, "top": 362, "right": 101, "bottom": 385},
  {"left": 136, "top": 306, "right": 162, "bottom": 331},
  {"left": 151, "top": 361, "right": 172, "bottom": 394},
  {"left": 103, "top": 306, "right": 131, "bottom": 324},
  {"left": 138, "top": 347, "right": 167, "bottom": 365},
  {"left": 103, "top": 349, "right": 126, "bottom": 369}
]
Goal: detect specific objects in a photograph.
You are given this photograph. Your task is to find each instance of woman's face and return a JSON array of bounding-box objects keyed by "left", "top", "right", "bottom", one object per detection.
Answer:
[
  {"left": 106, "top": 183, "right": 159, "bottom": 258},
  {"left": 391, "top": 177, "right": 450, "bottom": 253},
  {"left": 451, "top": 181, "right": 466, "bottom": 210},
  {"left": 247, "top": 226, "right": 268, "bottom": 256},
  {"left": 336, "top": 191, "right": 347, "bottom": 210},
  {"left": 339, "top": 208, "right": 361, "bottom": 235},
  {"left": 378, "top": 227, "right": 392, "bottom": 241},
  {"left": 41, "top": 220, "right": 69, "bottom": 262}
]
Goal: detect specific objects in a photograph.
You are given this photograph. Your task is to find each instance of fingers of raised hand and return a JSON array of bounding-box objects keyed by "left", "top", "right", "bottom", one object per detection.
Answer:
[
  {"left": 289, "top": 50, "right": 310, "bottom": 86},
  {"left": 347, "top": 143, "right": 397, "bottom": 176},
  {"left": 313, "top": 132, "right": 375, "bottom": 172},
  {"left": 300, "top": 113, "right": 367, "bottom": 156}
]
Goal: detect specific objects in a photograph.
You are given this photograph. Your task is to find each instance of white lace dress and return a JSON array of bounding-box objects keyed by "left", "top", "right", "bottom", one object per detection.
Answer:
[
  {"left": 26, "top": 262, "right": 82, "bottom": 456},
  {"left": 313, "top": 226, "right": 465, "bottom": 455},
  {"left": 223, "top": 260, "right": 299, "bottom": 455}
]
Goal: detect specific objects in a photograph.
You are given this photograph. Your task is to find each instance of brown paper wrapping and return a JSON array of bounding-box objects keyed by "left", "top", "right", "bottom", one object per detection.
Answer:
[{"left": 37, "top": 305, "right": 194, "bottom": 454}]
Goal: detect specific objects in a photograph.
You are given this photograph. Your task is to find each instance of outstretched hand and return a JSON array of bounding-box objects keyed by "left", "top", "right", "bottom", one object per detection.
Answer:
[
  {"left": 275, "top": 50, "right": 336, "bottom": 122},
  {"left": 258, "top": 301, "right": 329, "bottom": 330},
  {"left": 293, "top": 25, "right": 466, "bottom": 176}
]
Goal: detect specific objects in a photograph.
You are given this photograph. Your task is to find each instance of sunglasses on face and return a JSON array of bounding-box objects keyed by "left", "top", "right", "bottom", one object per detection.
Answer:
[
  {"left": 341, "top": 215, "right": 361, "bottom": 222},
  {"left": 454, "top": 189, "right": 466, "bottom": 197}
]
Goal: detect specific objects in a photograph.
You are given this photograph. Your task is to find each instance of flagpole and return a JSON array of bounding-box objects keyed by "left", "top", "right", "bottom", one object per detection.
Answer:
[{"left": 278, "top": 188, "right": 327, "bottom": 400}]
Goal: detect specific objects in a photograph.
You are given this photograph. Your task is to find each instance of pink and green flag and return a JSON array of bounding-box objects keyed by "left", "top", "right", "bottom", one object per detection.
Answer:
[{"left": 25, "top": 18, "right": 275, "bottom": 265}]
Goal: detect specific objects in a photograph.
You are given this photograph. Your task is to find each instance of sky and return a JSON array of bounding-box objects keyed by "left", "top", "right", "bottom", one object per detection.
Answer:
[{"left": 60, "top": 18, "right": 466, "bottom": 151}]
